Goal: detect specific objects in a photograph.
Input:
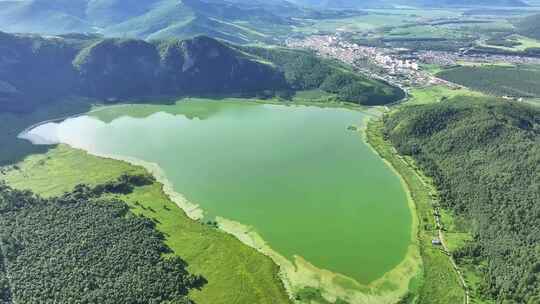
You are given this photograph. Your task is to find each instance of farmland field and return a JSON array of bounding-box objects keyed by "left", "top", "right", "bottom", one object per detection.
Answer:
[{"left": 437, "top": 64, "right": 540, "bottom": 98}]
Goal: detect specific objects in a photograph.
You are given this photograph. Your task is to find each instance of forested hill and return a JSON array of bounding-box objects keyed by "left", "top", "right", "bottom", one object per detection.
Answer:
[
  {"left": 0, "top": 0, "right": 529, "bottom": 40},
  {"left": 383, "top": 98, "right": 540, "bottom": 303},
  {"left": 0, "top": 31, "right": 403, "bottom": 113},
  {"left": 516, "top": 13, "right": 540, "bottom": 40},
  {"left": 240, "top": 46, "right": 405, "bottom": 105},
  {"left": 0, "top": 32, "right": 285, "bottom": 113}
]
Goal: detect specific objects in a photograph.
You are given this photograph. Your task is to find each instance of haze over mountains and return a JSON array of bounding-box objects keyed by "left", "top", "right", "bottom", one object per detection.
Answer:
[{"left": 0, "top": 0, "right": 530, "bottom": 43}]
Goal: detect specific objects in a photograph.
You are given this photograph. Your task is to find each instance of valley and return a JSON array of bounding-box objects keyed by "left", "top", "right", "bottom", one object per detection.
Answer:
[{"left": 0, "top": 1, "right": 539, "bottom": 304}]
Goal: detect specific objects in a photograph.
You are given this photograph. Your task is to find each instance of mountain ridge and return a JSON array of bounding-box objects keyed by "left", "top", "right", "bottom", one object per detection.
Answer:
[
  {"left": 1, "top": 0, "right": 529, "bottom": 43},
  {"left": 0, "top": 32, "right": 287, "bottom": 112},
  {"left": 0, "top": 31, "right": 404, "bottom": 113},
  {"left": 0, "top": 0, "right": 300, "bottom": 43}
]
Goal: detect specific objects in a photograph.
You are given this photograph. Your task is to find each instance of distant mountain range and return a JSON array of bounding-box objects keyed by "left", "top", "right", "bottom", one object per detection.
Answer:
[
  {"left": 0, "top": 0, "right": 529, "bottom": 43},
  {"left": 417, "top": 0, "right": 528, "bottom": 6},
  {"left": 0, "top": 31, "right": 403, "bottom": 113},
  {"left": 289, "top": 0, "right": 528, "bottom": 8},
  {"left": 0, "top": 0, "right": 305, "bottom": 44}
]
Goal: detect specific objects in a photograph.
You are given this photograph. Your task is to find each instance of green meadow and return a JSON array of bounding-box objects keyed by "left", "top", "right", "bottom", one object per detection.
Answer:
[{"left": 405, "top": 85, "right": 485, "bottom": 105}]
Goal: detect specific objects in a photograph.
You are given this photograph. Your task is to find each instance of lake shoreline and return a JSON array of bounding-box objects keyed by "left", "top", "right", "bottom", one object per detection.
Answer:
[
  {"left": 17, "top": 100, "right": 421, "bottom": 304},
  {"left": 54, "top": 146, "right": 422, "bottom": 304}
]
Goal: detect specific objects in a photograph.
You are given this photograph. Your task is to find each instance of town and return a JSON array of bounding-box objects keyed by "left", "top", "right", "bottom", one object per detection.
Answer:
[{"left": 287, "top": 35, "right": 540, "bottom": 90}]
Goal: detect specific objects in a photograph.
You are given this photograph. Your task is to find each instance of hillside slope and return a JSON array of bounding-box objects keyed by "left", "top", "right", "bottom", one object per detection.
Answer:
[
  {"left": 383, "top": 98, "right": 540, "bottom": 303},
  {"left": 0, "top": 31, "right": 83, "bottom": 112},
  {"left": 241, "top": 46, "right": 405, "bottom": 105}
]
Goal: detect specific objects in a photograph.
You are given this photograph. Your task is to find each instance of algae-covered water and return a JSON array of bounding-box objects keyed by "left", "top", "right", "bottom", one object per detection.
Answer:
[{"left": 22, "top": 100, "right": 411, "bottom": 283}]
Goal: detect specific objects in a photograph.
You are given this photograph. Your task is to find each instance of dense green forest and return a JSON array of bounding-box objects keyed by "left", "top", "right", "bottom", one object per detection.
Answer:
[
  {"left": 0, "top": 250, "right": 9, "bottom": 304},
  {"left": 437, "top": 65, "right": 540, "bottom": 98},
  {"left": 0, "top": 174, "right": 205, "bottom": 304},
  {"left": 383, "top": 98, "right": 540, "bottom": 303},
  {"left": 241, "top": 46, "right": 405, "bottom": 105}
]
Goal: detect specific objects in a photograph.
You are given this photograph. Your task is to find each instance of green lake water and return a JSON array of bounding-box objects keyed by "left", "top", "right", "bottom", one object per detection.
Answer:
[{"left": 23, "top": 100, "right": 412, "bottom": 283}]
